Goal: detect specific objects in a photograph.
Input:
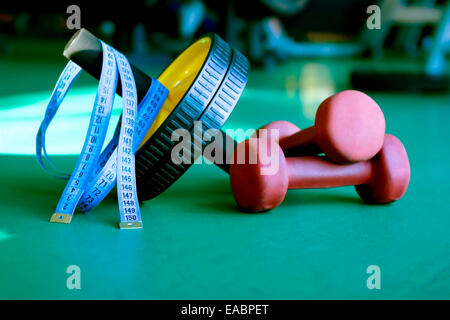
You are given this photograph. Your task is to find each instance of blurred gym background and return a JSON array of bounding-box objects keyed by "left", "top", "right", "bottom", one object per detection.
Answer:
[
  {"left": 1, "top": 1, "right": 448, "bottom": 68},
  {"left": 0, "top": 0, "right": 449, "bottom": 155}
]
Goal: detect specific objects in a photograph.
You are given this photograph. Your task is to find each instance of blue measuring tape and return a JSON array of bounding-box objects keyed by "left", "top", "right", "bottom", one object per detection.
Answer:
[
  {"left": 36, "top": 41, "right": 168, "bottom": 229},
  {"left": 36, "top": 61, "right": 81, "bottom": 179}
]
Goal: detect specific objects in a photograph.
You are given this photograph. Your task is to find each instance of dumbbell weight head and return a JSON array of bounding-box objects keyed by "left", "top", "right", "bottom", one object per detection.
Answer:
[
  {"left": 315, "top": 90, "right": 385, "bottom": 163},
  {"left": 230, "top": 137, "right": 288, "bottom": 212},
  {"left": 355, "top": 134, "right": 410, "bottom": 204}
]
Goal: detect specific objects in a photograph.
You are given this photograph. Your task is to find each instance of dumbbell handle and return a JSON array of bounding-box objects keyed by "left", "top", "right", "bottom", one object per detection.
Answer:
[
  {"left": 281, "top": 127, "right": 321, "bottom": 155},
  {"left": 286, "top": 156, "right": 372, "bottom": 189},
  {"left": 64, "top": 28, "right": 236, "bottom": 172},
  {"left": 279, "top": 126, "right": 321, "bottom": 157}
]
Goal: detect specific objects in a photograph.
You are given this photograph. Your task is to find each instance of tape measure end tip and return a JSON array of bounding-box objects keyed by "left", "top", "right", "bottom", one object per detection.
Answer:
[
  {"left": 119, "top": 222, "right": 143, "bottom": 229},
  {"left": 49, "top": 213, "right": 72, "bottom": 224}
]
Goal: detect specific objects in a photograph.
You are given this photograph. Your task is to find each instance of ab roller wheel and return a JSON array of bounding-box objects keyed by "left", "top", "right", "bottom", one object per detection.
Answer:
[
  {"left": 64, "top": 29, "right": 250, "bottom": 201},
  {"left": 136, "top": 35, "right": 249, "bottom": 200}
]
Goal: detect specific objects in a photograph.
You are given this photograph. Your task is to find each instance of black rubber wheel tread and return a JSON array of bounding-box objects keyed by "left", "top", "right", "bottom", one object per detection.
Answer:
[
  {"left": 135, "top": 33, "right": 232, "bottom": 199},
  {"left": 136, "top": 46, "right": 250, "bottom": 200}
]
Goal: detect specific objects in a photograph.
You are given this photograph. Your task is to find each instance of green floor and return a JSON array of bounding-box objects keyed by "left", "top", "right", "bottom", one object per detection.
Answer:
[{"left": 0, "top": 38, "right": 449, "bottom": 299}]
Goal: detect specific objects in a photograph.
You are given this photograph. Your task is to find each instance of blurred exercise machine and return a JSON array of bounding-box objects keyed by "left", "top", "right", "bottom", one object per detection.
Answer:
[
  {"left": 223, "top": 0, "right": 449, "bottom": 91},
  {"left": 352, "top": 0, "right": 450, "bottom": 92}
]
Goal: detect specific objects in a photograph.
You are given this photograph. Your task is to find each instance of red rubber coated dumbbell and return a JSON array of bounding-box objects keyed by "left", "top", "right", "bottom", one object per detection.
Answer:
[
  {"left": 229, "top": 134, "right": 410, "bottom": 212},
  {"left": 255, "top": 90, "right": 386, "bottom": 163}
]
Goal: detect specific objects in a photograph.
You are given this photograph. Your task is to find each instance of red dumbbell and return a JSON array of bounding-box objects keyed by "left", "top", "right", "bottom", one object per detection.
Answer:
[
  {"left": 229, "top": 134, "right": 410, "bottom": 212},
  {"left": 255, "top": 90, "right": 386, "bottom": 164}
]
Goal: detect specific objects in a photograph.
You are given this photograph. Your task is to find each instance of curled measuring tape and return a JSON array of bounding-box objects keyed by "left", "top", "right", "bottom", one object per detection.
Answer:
[
  {"left": 63, "top": 29, "right": 250, "bottom": 202},
  {"left": 36, "top": 61, "right": 81, "bottom": 180},
  {"left": 37, "top": 41, "right": 168, "bottom": 229}
]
